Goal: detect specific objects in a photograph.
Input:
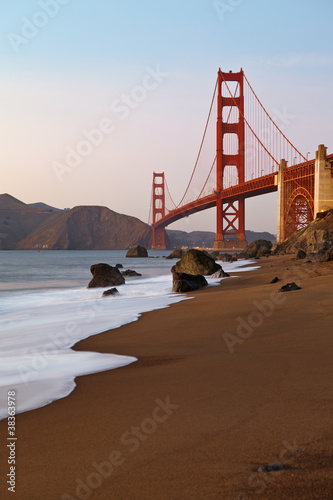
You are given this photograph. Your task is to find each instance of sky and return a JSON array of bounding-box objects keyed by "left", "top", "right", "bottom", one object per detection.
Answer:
[{"left": 1, "top": 0, "right": 332, "bottom": 234}]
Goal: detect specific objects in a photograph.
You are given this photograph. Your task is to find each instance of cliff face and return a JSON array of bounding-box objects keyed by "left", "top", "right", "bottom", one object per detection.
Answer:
[{"left": 16, "top": 206, "right": 152, "bottom": 250}]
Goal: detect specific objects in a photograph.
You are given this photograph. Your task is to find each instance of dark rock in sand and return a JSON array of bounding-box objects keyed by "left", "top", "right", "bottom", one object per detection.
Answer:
[
  {"left": 166, "top": 249, "right": 185, "bottom": 260},
  {"left": 102, "top": 288, "right": 119, "bottom": 297},
  {"left": 296, "top": 249, "right": 306, "bottom": 260},
  {"left": 115, "top": 263, "right": 123, "bottom": 269},
  {"left": 278, "top": 282, "right": 301, "bottom": 293},
  {"left": 88, "top": 263, "right": 125, "bottom": 288},
  {"left": 258, "top": 464, "right": 284, "bottom": 473},
  {"left": 172, "top": 269, "right": 208, "bottom": 293},
  {"left": 126, "top": 245, "right": 148, "bottom": 258},
  {"left": 173, "top": 249, "right": 222, "bottom": 275},
  {"left": 121, "top": 269, "right": 142, "bottom": 277},
  {"left": 270, "top": 277, "right": 280, "bottom": 284}
]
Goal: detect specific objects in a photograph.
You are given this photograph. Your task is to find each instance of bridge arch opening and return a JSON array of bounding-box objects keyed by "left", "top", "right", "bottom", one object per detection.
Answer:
[{"left": 284, "top": 190, "right": 314, "bottom": 239}]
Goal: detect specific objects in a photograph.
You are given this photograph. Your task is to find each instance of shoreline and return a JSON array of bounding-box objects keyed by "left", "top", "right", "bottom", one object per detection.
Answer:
[{"left": 1, "top": 255, "right": 333, "bottom": 499}]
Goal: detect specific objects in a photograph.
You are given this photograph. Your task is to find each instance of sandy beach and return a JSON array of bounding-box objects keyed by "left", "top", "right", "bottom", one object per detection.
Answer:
[{"left": 1, "top": 254, "right": 333, "bottom": 500}]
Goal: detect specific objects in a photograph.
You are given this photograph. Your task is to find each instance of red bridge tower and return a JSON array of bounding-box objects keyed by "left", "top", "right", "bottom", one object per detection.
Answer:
[{"left": 214, "top": 69, "right": 247, "bottom": 250}]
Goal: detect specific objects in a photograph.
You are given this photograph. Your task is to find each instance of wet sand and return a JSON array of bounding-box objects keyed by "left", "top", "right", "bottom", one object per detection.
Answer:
[{"left": 1, "top": 255, "right": 333, "bottom": 499}]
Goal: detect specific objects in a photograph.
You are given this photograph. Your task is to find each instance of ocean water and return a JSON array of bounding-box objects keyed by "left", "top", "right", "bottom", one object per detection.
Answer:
[{"left": 0, "top": 250, "right": 257, "bottom": 419}]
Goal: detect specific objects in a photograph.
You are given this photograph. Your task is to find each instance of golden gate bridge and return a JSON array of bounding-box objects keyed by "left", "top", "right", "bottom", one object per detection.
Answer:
[{"left": 149, "top": 69, "right": 333, "bottom": 249}]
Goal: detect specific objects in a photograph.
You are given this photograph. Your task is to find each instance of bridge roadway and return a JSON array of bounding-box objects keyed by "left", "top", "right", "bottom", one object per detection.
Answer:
[{"left": 156, "top": 172, "right": 278, "bottom": 229}]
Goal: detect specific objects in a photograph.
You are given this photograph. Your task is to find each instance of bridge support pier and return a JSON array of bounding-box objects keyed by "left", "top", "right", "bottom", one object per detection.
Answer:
[
  {"left": 276, "top": 159, "right": 287, "bottom": 244},
  {"left": 314, "top": 144, "right": 333, "bottom": 215}
]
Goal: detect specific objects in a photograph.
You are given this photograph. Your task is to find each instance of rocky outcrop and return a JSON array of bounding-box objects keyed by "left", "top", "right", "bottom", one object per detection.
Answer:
[
  {"left": 173, "top": 249, "right": 222, "bottom": 275},
  {"left": 166, "top": 249, "right": 185, "bottom": 259},
  {"left": 278, "top": 209, "right": 333, "bottom": 261},
  {"left": 126, "top": 245, "right": 148, "bottom": 258},
  {"left": 88, "top": 263, "right": 125, "bottom": 288},
  {"left": 172, "top": 270, "right": 207, "bottom": 293},
  {"left": 243, "top": 239, "right": 272, "bottom": 258}
]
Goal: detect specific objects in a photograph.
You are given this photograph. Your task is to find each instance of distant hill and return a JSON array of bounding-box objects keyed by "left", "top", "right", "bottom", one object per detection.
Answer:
[
  {"left": 0, "top": 194, "right": 56, "bottom": 249},
  {"left": 16, "top": 205, "right": 152, "bottom": 250},
  {"left": 0, "top": 193, "right": 275, "bottom": 250},
  {"left": 28, "top": 202, "right": 61, "bottom": 212},
  {"left": 167, "top": 229, "right": 276, "bottom": 248}
]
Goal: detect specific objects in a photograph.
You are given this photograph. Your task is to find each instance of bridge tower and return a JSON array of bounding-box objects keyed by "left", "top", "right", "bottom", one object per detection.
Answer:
[
  {"left": 151, "top": 172, "right": 166, "bottom": 249},
  {"left": 214, "top": 69, "right": 247, "bottom": 250}
]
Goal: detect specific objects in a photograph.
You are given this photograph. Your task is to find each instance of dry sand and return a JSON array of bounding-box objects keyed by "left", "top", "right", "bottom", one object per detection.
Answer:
[{"left": 1, "top": 255, "right": 333, "bottom": 500}]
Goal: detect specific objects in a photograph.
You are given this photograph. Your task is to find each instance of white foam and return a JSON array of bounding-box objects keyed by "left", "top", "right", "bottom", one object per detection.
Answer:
[{"left": 0, "top": 258, "right": 257, "bottom": 419}]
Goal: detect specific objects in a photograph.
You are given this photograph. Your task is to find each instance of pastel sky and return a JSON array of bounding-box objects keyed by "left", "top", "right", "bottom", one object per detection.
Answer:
[{"left": 1, "top": 0, "right": 332, "bottom": 234}]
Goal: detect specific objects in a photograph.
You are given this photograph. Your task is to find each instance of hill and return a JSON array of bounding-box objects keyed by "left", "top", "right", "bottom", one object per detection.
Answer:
[
  {"left": 16, "top": 205, "right": 152, "bottom": 250},
  {"left": 0, "top": 194, "right": 56, "bottom": 249},
  {"left": 167, "top": 229, "right": 276, "bottom": 248}
]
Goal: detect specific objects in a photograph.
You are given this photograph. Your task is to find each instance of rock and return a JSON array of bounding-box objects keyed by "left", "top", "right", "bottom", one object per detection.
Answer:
[
  {"left": 320, "top": 247, "right": 333, "bottom": 262},
  {"left": 126, "top": 245, "right": 148, "bottom": 258},
  {"left": 270, "top": 277, "right": 279, "bottom": 283},
  {"left": 210, "top": 269, "right": 230, "bottom": 278},
  {"left": 258, "top": 464, "right": 284, "bottom": 473},
  {"left": 278, "top": 282, "right": 301, "bottom": 293},
  {"left": 88, "top": 263, "right": 125, "bottom": 288},
  {"left": 121, "top": 269, "right": 142, "bottom": 277},
  {"left": 243, "top": 239, "right": 272, "bottom": 258},
  {"left": 173, "top": 249, "right": 222, "bottom": 275},
  {"left": 102, "top": 288, "right": 119, "bottom": 297},
  {"left": 296, "top": 249, "right": 306, "bottom": 259},
  {"left": 218, "top": 253, "right": 237, "bottom": 262},
  {"left": 172, "top": 270, "right": 207, "bottom": 293},
  {"left": 166, "top": 249, "right": 185, "bottom": 260},
  {"left": 208, "top": 251, "right": 219, "bottom": 260},
  {"left": 279, "top": 209, "right": 333, "bottom": 255},
  {"left": 115, "top": 263, "right": 123, "bottom": 269}
]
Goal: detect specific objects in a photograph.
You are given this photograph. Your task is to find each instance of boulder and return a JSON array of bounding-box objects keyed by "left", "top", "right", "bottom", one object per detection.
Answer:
[
  {"left": 243, "top": 239, "right": 272, "bottom": 258},
  {"left": 88, "top": 263, "right": 125, "bottom": 288},
  {"left": 278, "top": 282, "right": 301, "bottom": 293},
  {"left": 121, "top": 269, "right": 142, "bottom": 277},
  {"left": 296, "top": 249, "right": 306, "bottom": 260},
  {"left": 173, "top": 249, "right": 222, "bottom": 275},
  {"left": 126, "top": 245, "right": 148, "bottom": 258},
  {"left": 166, "top": 249, "right": 185, "bottom": 260},
  {"left": 270, "top": 277, "right": 280, "bottom": 284},
  {"left": 115, "top": 263, "right": 123, "bottom": 269},
  {"left": 102, "top": 288, "right": 119, "bottom": 297},
  {"left": 172, "top": 269, "right": 207, "bottom": 293}
]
